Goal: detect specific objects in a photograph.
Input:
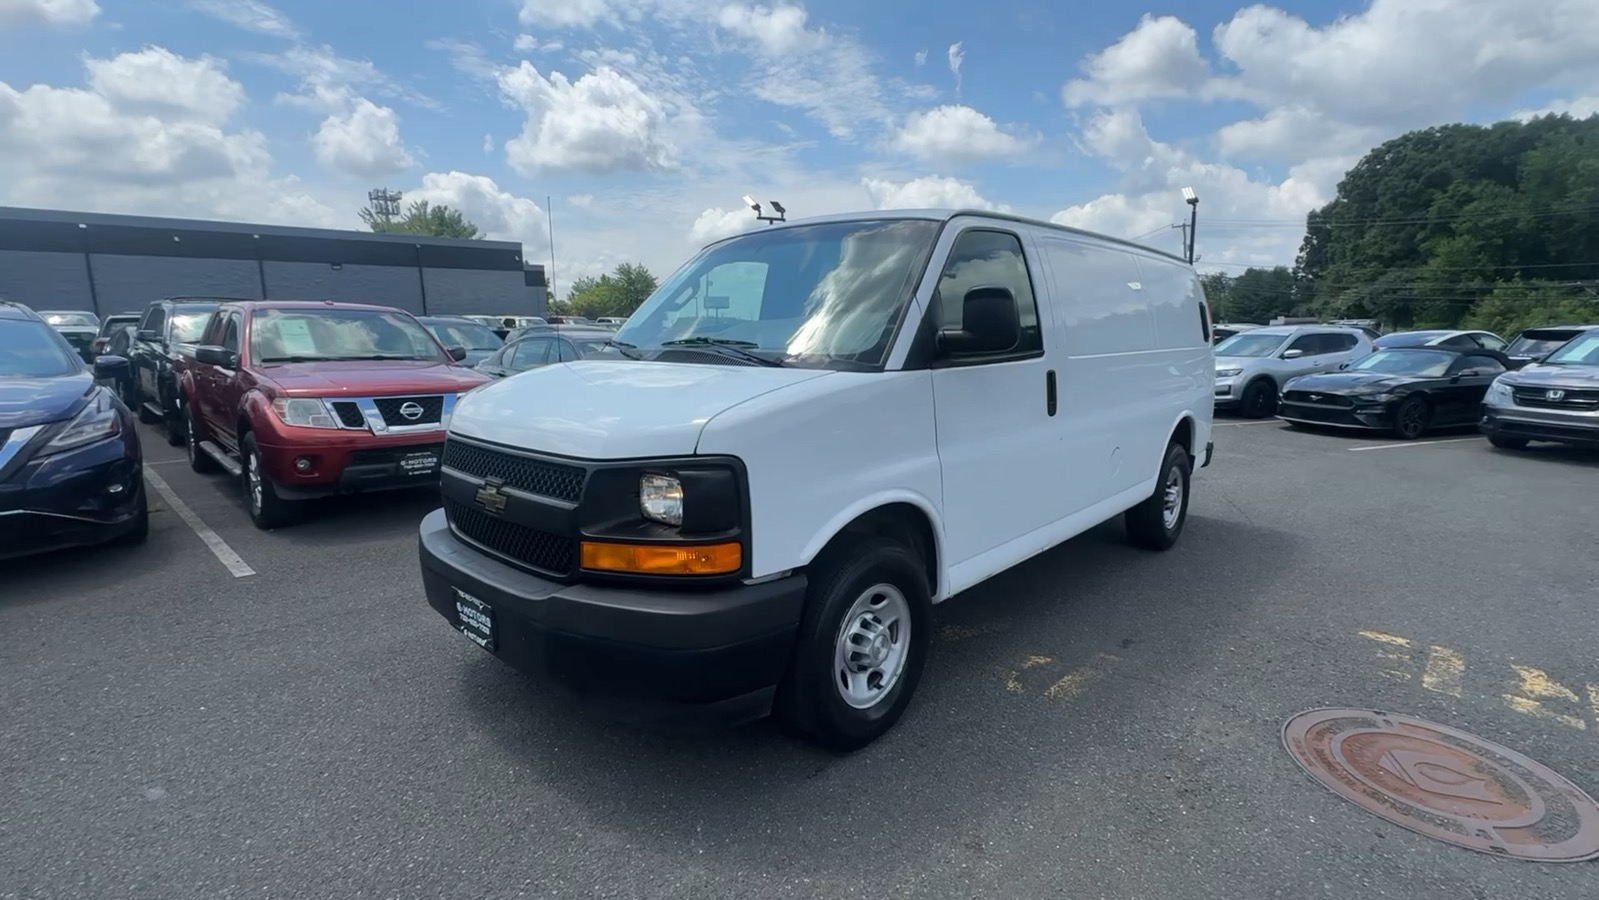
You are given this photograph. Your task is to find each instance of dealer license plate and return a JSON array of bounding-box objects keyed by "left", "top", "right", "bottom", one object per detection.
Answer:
[
  {"left": 399, "top": 450, "right": 440, "bottom": 476},
  {"left": 454, "top": 588, "right": 495, "bottom": 651}
]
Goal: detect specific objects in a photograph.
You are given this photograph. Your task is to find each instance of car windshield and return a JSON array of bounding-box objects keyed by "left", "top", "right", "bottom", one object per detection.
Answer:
[
  {"left": 1349, "top": 349, "right": 1454, "bottom": 376},
  {"left": 251, "top": 308, "right": 445, "bottom": 363},
  {"left": 1215, "top": 332, "right": 1287, "bottom": 358},
  {"left": 613, "top": 218, "right": 940, "bottom": 369},
  {"left": 0, "top": 319, "right": 79, "bottom": 377},
  {"left": 43, "top": 312, "right": 97, "bottom": 328},
  {"left": 425, "top": 321, "right": 503, "bottom": 351},
  {"left": 1541, "top": 333, "right": 1599, "bottom": 366},
  {"left": 1507, "top": 330, "right": 1582, "bottom": 358},
  {"left": 169, "top": 306, "right": 216, "bottom": 342}
]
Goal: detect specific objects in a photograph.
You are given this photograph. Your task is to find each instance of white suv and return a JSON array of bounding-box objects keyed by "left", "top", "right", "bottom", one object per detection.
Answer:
[
  {"left": 419, "top": 210, "right": 1215, "bottom": 750},
  {"left": 1214, "top": 325, "right": 1373, "bottom": 417}
]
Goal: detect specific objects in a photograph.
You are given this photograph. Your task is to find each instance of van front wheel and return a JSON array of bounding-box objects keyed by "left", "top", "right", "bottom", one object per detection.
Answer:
[
  {"left": 1125, "top": 442, "right": 1192, "bottom": 551},
  {"left": 777, "top": 537, "right": 931, "bottom": 753}
]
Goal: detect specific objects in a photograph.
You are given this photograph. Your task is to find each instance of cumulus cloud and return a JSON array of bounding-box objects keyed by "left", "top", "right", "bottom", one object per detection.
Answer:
[
  {"left": 946, "top": 42, "right": 964, "bottom": 96},
  {"left": 893, "top": 105, "right": 1031, "bottom": 164},
  {"left": 312, "top": 98, "right": 414, "bottom": 178},
  {"left": 1061, "top": 14, "right": 1209, "bottom": 108},
  {"left": 187, "top": 0, "right": 299, "bottom": 38},
  {"left": 517, "top": 0, "right": 632, "bottom": 29},
  {"left": 499, "top": 61, "right": 678, "bottom": 174},
  {"left": 0, "top": 0, "right": 99, "bottom": 25},
  {"left": 689, "top": 207, "right": 759, "bottom": 244},
  {"left": 862, "top": 176, "right": 1008, "bottom": 212},
  {"left": 407, "top": 171, "right": 550, "bottom": 254}
]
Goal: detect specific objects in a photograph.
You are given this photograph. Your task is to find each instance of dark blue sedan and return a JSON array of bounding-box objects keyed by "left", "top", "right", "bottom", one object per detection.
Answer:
[{"left": 1, "top": 301, "right": 147, "bottom": 560}]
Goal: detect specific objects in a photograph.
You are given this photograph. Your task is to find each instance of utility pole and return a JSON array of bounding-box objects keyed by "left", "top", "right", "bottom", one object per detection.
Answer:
[
  {"left": 1182, "top": 187, "right": 1199, "bottom": 265},
  {"left": 546, "top": 195, "right": 556, "bottom": 313},
  {"left": 366, "top": 188, "right": 403, "bottom": 230}
]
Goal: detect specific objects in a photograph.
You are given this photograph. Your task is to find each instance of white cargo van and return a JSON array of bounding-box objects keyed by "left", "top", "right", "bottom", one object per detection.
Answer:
[{"left": 420, "top": 210, "right": 1215, "bottom": 751}]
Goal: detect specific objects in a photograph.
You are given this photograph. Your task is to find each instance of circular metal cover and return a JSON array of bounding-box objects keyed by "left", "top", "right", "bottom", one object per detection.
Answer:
[{"left": 1283, "top": 708, "right": 1599, "bottom": 862}]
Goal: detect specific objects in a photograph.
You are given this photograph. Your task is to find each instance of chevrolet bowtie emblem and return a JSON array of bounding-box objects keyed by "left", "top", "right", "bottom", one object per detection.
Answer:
[{"left": 474, "top": 480, "right": 508, "bottom": 513}]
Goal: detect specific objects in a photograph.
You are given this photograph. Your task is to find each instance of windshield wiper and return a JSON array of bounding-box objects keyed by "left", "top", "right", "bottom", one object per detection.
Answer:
[
  {"left": 660, "top": 336, "right": 785, "bottom": 367},
  {"left": 259, "top": 355, "right": 336, "bottom": 363},
  {"left": 603, "top": 339, "right": 643, "bottom": 359},
  {"left": 331, "top": 354, "right": 432, "bottom": 361}
]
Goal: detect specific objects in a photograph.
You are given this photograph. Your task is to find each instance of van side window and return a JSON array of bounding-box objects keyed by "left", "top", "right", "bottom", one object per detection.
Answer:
[{"left": 934, "top": 230, "right": 1040, "bottom": 357}]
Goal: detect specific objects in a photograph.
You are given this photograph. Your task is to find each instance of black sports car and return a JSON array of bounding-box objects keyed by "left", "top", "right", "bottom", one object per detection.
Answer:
[
  {"left": 1277, "top": 347, "right": 1509, "bottom": 439},
  {"left": 1, "top": 301, "right": 147, "bottom": 560}
]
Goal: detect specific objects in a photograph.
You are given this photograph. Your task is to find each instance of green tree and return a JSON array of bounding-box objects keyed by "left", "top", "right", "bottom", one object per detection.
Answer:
[
  {"left": 1225, "top": 266, "right": 1298, "bottom": 324},
  {"left": 360, "top": 198, "right": 484, "bottom": 239},
  {"left": 1199, "top": 272, "right": 1233, "bottom": 321},
  {"left": 562, "top": 264, "right": 660, "bottom": 318},
  {"left": 1463, "top": 280, "right": 1599, "bottom": 337}
]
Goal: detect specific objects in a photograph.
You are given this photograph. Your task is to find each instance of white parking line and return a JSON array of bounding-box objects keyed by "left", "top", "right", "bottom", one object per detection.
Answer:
[
  {"left": 1348, "top": 437, "right": 1480, "bottom": 452},
  {"left": 143, "top": 468, "right": 256, "bottom": 578},
  {"left": 1214, "top": 420, "right": 1281, "bottom": 427}
]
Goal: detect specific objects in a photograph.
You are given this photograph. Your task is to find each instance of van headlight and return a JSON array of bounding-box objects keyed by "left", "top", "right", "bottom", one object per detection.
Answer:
[
  {"left": 639, "top": 473, "right": 684, "bottom": 526},
  {"left": 40, "top": 388, "right": 121, "bottom": 455},
  {"left": 1485, "top": 377, "right": 1514, "bottom": 405}
]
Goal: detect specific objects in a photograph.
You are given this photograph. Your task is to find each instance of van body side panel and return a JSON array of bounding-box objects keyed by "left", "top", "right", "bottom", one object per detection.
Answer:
[
  {"left": 1129, "top": 253, "right": 1214, "bottom": 475},
  {"left": 694, "top": 370, "right": 944, "bottom": 586}
]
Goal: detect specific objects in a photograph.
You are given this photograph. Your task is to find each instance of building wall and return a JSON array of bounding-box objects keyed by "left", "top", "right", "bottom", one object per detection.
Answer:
[
  {"left": 262, "top": 261, "right": 424, "bottom": 310},
  {"left": 421, "top": 267, "right": 543, "bottom": 317},
  {"left": 89, "top": 254, "right": 263, "bottom": 314},
  {"left": 0, "top": 250, "right": 94, "bottom": 311}
]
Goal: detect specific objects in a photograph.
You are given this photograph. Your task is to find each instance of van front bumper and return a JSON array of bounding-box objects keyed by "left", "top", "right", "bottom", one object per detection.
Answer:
[{"left": 417, "top": 508, "right": 806, "bottom": 727}]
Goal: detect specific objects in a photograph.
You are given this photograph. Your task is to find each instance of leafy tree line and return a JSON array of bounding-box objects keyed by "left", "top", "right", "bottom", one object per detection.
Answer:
[
  {"left": 550, "top": 263, "right": 659, "bottom": 319},
  {"left": 359, "top": 197, "right": 484, "bottom": 239},
  {"left": 1205, "top": 113, "right": 1599, "bottom": 334}
]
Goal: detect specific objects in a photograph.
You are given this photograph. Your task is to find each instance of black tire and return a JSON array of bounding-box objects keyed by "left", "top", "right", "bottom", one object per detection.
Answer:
[
  {"left": 1488, "top": 434, "right": 1529, "bottom": 450},
  {"left": 241, "top": 432, "right": 301, "bottom": 529},
  {"left": 185, "top": 401, "right": 218, "bottom": 474},
  {"left": 1392, "top": 396, "right": 1431, "bottom": 440},
  {"left": 1239, "top": 379, "right": 1278, "bottom": 418},
  {"left": 776, "top": 536, "right": 931, "bottom": 753},
  {"left": 1125, "top": 442, "right": 1192, "bottom": 551}
]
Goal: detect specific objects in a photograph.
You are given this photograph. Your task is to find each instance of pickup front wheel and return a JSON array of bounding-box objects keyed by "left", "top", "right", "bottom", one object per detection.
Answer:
[{"left": 241, "top": 433, "right": 302, "bottom": 530}]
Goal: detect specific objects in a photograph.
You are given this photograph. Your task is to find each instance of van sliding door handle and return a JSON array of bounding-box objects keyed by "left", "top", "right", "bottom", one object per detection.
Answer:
[{"left": 1046, "top": 369, "right": 1057, "bottom": 417}]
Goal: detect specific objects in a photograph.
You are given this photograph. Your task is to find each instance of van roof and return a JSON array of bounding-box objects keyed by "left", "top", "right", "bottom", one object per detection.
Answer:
[{"left": 729, "top": 208, "right": 1191, "bottom": 265}]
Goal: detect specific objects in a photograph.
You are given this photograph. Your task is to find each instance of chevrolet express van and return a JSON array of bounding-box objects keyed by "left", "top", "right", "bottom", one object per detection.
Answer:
[{"left": 419, "top": 210, "right": 1215, "bottom": 751}]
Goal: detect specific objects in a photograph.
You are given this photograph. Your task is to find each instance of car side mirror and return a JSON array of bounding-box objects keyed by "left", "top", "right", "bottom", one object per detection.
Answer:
[
  {"left": 92, "top": 355, "right": 130, "bottom": 380},
  {"left": 447, "top": 345, "right": 468, "bottom": 362},
  {"left": 1281, "top": 348, "right": 1305, "bottom": 360},
  {"left": 194, "top": 345, "right": 239, "bottom": 368},
  {"left": 936, "top": 286, "right": 1020, "bottom": 357},
  {"left": 136, "top": 329, "right": 160, "bottom": 343},
  {"left": 1337, "top": 361, "right": 1350, "bottom": 370}
]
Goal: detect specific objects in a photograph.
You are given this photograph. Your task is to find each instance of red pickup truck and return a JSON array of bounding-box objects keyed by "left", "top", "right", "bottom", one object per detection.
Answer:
[{"left": 176, "top": 300, "right": 490, "bottom": 528}]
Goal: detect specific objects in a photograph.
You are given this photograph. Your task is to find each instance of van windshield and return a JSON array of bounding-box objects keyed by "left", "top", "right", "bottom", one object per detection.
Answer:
[{"left": 613, "top": 219, "right": 940, "bottom": 370}]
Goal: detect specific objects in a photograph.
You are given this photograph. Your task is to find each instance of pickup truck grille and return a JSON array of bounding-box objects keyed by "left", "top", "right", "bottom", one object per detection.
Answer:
[
  {"left": 440, "top": 439, "right": 585, "bottom": 502},
  {"left": 373, "top": 395, "right": 444, "bottom": 426},
  {"left": 330, "top": 401, "right": 366, "bottom": 428},
  {"left": 1512, "top": 387, "right": 1599, "bottom": 411},
  {"left": 443, "top": 498, "right": 575, "bottom": 575}
]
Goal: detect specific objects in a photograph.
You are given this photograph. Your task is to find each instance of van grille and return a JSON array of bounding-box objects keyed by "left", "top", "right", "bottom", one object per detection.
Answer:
[
  {"left": 441, "top": 440, "right": 585, "bottom": 502},
  {"left": 444, "top": 498, "right": 575, "bottom": 576}
]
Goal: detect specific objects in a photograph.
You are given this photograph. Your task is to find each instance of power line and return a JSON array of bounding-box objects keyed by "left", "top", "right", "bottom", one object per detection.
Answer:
[
  {"left": 1204, "top": 201, "right": 1599, "bottom": 229},
  {"left": 1200, "top": 260, "right": 1599, "bottom": 272}
]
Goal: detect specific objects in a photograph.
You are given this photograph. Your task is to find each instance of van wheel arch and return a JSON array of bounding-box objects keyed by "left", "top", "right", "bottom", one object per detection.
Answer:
[{"left": 814, "top": 503, "right": 939, "bottom": 601}]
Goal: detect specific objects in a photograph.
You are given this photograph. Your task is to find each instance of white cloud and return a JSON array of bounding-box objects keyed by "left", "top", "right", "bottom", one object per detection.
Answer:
[
  {"left": 407, "top": 171, "right": 550, "bottom": 254},
  {"left": 946, "top": 42, "right": 964, "bottom": 96},
  {"left": 248, "top": 44, "right": 435, "bottom": 112},
  {"left": 1061, "top": 14, "right": 1209, "bottom": 108},
  {"left": 498, "top": 61, "right": 678, "bottom": 175},
  {"left": 0, "top": 0, "right": 98, "bottom": 25},
  {"left": 893, "top": 105, "right": 1031, "bottom": 164},
  {"left": 313, "top": 98, "right": 415, "bottom": 178},
  {"left": 187, "top": 0, "right": 299, "bottom": 38},
  {"left": 689, "top": 207, "right": 759, "bottom": 244},
  {"left": 862, "top": 176, "right": 1007, "bottom": 212},
  {"left": 513, "top": 33, "right": 564, "bottom": 54},
  {"left": 481, "top": 133, "right": 494, "bottom": 154},
  {"left": 1514, "top": 96, "right": 1599, "bottom": 121},
  {"left": 568, "top": 194, "right": 595, "bottom": 209},
  {"left": 0, "top": 47, "right": 335, "bottom": 228},
  {"left": 518, "top": 0, "right": 633, "bottom": 29},
  {"left": 913, "top": 49, "right": 927, "bottom": 67}
]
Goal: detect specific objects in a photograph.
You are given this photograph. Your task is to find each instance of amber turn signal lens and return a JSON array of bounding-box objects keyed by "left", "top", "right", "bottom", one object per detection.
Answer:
[{"left": 580, "top": 541, "right": 742, "bottom": 575}]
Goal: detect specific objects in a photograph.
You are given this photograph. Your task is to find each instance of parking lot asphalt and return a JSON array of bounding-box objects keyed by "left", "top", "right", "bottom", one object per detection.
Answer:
[{"left": 4, "top": 418, "right": 1598, "bottom": 900}]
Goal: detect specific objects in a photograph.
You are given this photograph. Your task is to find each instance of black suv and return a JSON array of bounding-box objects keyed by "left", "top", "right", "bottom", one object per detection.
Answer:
[{"left": 128, "top": 297, "right": 228, "bottom": 445}]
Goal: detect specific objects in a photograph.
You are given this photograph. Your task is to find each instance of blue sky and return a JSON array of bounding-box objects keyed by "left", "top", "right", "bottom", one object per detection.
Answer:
[{"left": 0, "top": 0, "right": 1595, "bottom": 291}]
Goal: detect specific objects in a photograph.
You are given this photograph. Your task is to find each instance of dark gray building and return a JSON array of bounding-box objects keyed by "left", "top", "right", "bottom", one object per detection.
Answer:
[{"left": 0, "top": 206, "right": 548, "bottom": 319}]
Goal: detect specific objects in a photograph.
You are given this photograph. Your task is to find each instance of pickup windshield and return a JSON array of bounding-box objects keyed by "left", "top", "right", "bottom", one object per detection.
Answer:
[
  {"left": 613, "top": 218, "right": 940, "bottom": 370},
  {"left": 251, "top": 308, "right": 445, "bottom": 363},
  {"left": 0, "top": 320, "right": 79, "bottom": 377}
]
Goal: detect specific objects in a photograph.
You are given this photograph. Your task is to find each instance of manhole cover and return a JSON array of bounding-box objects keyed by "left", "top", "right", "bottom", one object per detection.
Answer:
[{"left": 1283, "top": 708, "right": 1599, "bottom": 862}]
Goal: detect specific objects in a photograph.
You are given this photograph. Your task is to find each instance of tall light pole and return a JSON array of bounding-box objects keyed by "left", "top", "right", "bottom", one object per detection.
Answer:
[{"left": 1182, "top": 186, "right": 1199, "bottom": 264}]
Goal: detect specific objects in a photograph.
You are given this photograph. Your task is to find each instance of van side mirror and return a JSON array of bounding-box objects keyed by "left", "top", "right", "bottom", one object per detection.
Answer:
[
  {"left": 195, "top": 345, "right": 238, "bottom": 368},
  {"left": 1337, "top": 361, "right": 1350, "bottom": 370},
  {"left": 136, "top": 329, "right": 161, "bottom": 343},
  {"left": 92, "top": 355, "right": 130, "bottom": 380},
  {"left": 447, "top": 345, "right": 468, "bottom": 362},
  {"left": 1281, "top": 348, "right": 1305, "bottom": 360},
  {"left": 936, "top": 286, "right": 1020, "bottom": 356}
]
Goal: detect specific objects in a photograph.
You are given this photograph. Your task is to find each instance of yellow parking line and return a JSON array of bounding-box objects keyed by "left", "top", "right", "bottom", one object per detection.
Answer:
[
  {"left": 1503, "top": 665, "right": 1588, "bottom": 730},
  {"left": 1421, "top": 645, "right": 1466, "bottom": 697}
]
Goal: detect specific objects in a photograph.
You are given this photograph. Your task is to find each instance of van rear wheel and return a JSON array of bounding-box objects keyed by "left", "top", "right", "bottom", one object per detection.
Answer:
[
  {"left": 1125, "top": 442, "right": 1191, "bottom": 551},
  {"left": 776, "top": 537, "right": 931, "bottom": 753}
]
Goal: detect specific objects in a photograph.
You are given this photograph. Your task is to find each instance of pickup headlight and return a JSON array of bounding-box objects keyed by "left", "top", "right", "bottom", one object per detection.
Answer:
[
  {"left": 1215, "top": 367, "right": 1242, "bottom": 378},
  {"left": 39, "top": 388, "right": 121, "bottom": 455},
  {"left": 639, "top": 473, "right": 684, "bottom": 526},
  {"left": 1485, "top": 378, "right": 1514, "bottom": 405},
  {"left": 271, "top": 397, "right": 339, "bottom": 428}
]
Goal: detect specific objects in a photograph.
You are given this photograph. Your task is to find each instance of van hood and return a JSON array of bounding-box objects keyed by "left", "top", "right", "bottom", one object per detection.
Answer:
[
  {"left": 0, "top": 372, "right": 94, "bottom": 429},
  {"left": 258, "top": 359, "right": 489, "bottom": 397},
  {"left": 448, "top": 360, "right": 834, "bottom": 459}
]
